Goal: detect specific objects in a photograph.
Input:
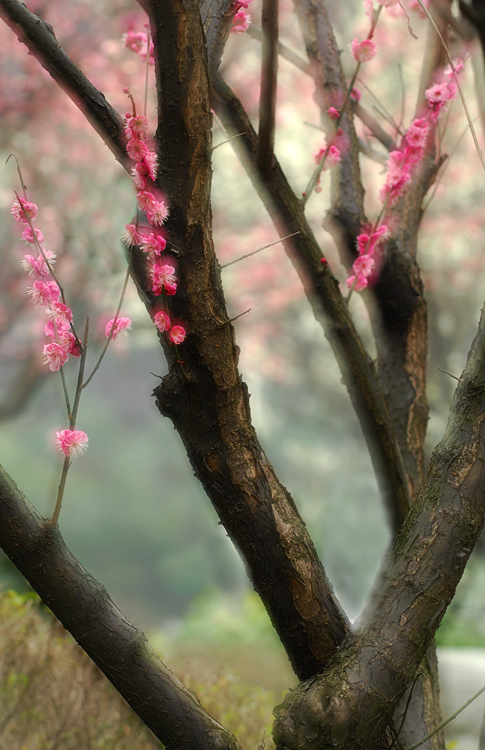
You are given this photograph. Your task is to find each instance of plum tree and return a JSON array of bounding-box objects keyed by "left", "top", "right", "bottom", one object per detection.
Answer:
[{"left": 0, "top": 0, "right": 484, "bottom": 748}]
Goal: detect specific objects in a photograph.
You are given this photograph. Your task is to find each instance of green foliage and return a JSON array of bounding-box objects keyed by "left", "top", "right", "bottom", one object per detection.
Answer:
[
  {"left": 0, "top": 588, "right": 290, "bottom": 749},
  {"left": 0, "top": 588, "right": 162, "bottom": 750}
]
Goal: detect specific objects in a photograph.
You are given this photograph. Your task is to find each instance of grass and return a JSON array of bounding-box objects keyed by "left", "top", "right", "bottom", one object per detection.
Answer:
[{"left": 0, "top": 588, "right": 290, "bottom": 749}]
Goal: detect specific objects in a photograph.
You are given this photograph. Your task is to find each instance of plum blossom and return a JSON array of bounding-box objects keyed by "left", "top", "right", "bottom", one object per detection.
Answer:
[
  {"left": 146, "top": 199, "right": 169, "bottom": 227},
  {"left": 314, "top": 144, "right": 341, "bottom": 170},
  {"left": 28, "top": 280, "right": 61, "bottom": 307},
  {"left": 231, "top": 9, "right": 251, "bottom": 32},
  {"left": 21, "top": 251, "right": 56, "bottom": 278},
  {"left": 55, "top": 429, "right": 89, "bottom": 458},
  {"left": 105, "top": 317, "right": 132, "bottom": 340},
  {"left": 11, "top": 198, "right": 38, "bottom": 224},
  {"left": 43, "top": 342, "right": 69, "bottom": 371},
  {"left": 154, "top": 310, "right": 171, "bottom": 332},
  {"left": 121, "top": 223, "right": 143, "bottom": 246},
  {"left": 21, "top": 226, "right": 45, "bottom": 247},
  {"left": 141, "top": 232, "right": 167, "bottom": 256},
  {"left": 425, "top": 74, "right": 458, "bottom": 122},
  {"left": 169, "top": 325, "right": 186, "bottom": 344},
  {"left": 379, "top": 150, "right": 412, "bottom": 206},
  {"left": 151, "top": 263, "right": 177, "bottom": 296},
  {"left": 127, "top": 138, "right": 149, "bottom": 162},
  {"left": 124, "top": 113, "right": 148, "bottom": 140},
  {"left": 351, "top": 38, "right": 377, "bottom": 63}
]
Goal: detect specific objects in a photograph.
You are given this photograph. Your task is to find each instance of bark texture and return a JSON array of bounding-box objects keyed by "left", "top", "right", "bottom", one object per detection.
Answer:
[{"left": 273, "top": 305, "right": 485, "bottom": 749}]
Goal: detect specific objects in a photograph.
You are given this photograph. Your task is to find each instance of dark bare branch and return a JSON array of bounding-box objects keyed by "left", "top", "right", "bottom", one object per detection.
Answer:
[{"left": 257, "top": 0, "right": 279, "bottom": 173}]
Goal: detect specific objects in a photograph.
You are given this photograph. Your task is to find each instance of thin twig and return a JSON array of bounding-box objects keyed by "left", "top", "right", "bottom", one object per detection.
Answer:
[
  {"left": 405, "top": 684, "right": 485, "bottom": 750},
  {"left": 220, "top": 232, "right": 300, "bottom": 268}
]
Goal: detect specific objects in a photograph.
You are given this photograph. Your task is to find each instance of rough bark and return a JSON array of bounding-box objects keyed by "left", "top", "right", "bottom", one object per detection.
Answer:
[
  {"left": 145, "top": 0, "right": 350, "bottom": 680},
  {"left": 273, "top": 305, "right": 485, "bottom": 749},
  {"left": 0, "top": 466, "right": 242, "bottom": 750}
]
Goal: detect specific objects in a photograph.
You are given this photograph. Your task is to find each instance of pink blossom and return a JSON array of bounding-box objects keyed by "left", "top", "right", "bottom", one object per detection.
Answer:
[
  {"left": 405, "top": 117, "right": 429, "bottom": 148},
  {"left": 28, "top": 280, "right": 61, "bottom": 307},
  {"left": 231, "top": 9, "right": 250, "bottom": 32},
  {"left": 21, "top": 226, "right": 45, "bottom": 247},
  {"left": 122, "top": 30, "right": 148, "bottom": 55},
  {"left": 126, "top": 138, "right": 149, "bottom": 162},
  {"left": 136, "top": 190, "right": 156, "bottom": 212},
  {"left": 44, "top": 318, "right": 70, "bottom": 339},
  {"left": 379, "top": 150, "right": 412, "bottom": 206},
  {"left": 58, "top": 331, "right": 82, "bottom": 357},
  {"left": 357, "top": 224, "right": 389, "bottom": 255},
  {"left": 48, "top": 302, "right": 73, "bottom": 323},
  {"left": 169, "top": 325, "right": 186, "bottom": 344},
  {"left": 141, "top": 232, "right": 167, "bottom": 255},
  {"left": 353, "top": 254, "right": 375, "bottom": 275},
  {"left": 425, "top": 80, "right": 456, "bottom": 121},
  {"left": 142, "top": 151, "right": 158, "bottom": 182},
  {"left": 146, "top": 199, "right": 169, "bottom": 227},
  {"left": 327, "top": 106, "right": 340, "bottom": 120},
  {"left": 124, "top": 113, "right": 148, "bottom": 140},
  {"left": 314, "top": 144, "right": 341, "bottom": 170},
  {"left": 151, "top": 263, "right": 177, "bottom": 296},
  {"left": 21, "top": 251, "right": 55, "bottom": 278},
  {"left": 55, "top": 429, "right": 89, "bottom": 458},
  {"left": 346, "top": 274, "right": 369, "bottom": 292},
  {"left": 351, "top": 38, "right": 377, "bottom": 63},
  {"left": 154, "top": 310, "right": 171, "bottom": 332},
  {"left": 350, "top": 88, "right": 362, "bottom": 102},
  {"left": 11, "top": 199, "right": 38, "bottom": 224},
  {"left": 121, "top": 223, "right": 143, "bottom": 246},
  {"left": 105, "top": 316, "right": 132, "bottom": 340},
  {"left": 43, "top": 342, "right": 69, "bottom": 371}
]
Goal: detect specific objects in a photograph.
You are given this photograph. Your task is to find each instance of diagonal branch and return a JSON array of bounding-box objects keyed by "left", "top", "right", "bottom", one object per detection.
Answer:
[
  {"left": 0, "top": 465, "right": 242, "bottom": 750},
  {"left": 0, "top": 0, "right": 128, "bottom": 169},
  {"left": 273, "top": 304, "right": 485, "bottom": 750}
]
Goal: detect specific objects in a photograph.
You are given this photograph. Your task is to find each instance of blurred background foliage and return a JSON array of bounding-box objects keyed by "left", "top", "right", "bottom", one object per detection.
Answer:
[{"left": 1, "top": 3, "right": 485, "bottom": 741}]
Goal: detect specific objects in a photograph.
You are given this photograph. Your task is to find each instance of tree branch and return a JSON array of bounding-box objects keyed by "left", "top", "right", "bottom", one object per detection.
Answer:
[
  {"left": 273, "top": 304, "right": 485, "bottom": 750},
  {"left": 0, "top": 0, "right": 128, "bottom": 169},
  {"left": 257, "top": 0, "right": 279, "bottom": 173},
  {"left": 138, "top": 0, "right": 351, "bottom": 681},
  {"left": 0, "top": 465, "right": 242, "bottom": 750}
]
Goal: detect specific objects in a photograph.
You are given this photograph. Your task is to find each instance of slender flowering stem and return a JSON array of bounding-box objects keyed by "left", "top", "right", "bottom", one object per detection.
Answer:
[
  {"left": 59, "top": 366, "right": 72, "bottom": 418},
  {"left": 82, "top": 262, "right": 132, "bottom": 389},
  {"left": 48, "top": 320, "right": 89, "bottom": 529},
  {"left": 144, "top": 28, "right": 151, "bottom": 117}
]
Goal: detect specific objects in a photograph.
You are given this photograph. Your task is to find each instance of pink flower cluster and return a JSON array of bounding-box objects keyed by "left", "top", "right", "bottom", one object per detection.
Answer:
[
  {"left": 55, "top": 429, "right": 89, "bottom": 458},
  {"left": 122, "top": 107, "right": 186, "bottom": 347},
  {"left": 12, "top": 196, "right": 83, "bottom": 372},
  {"left": 231, "top": 0, "right": 253, "bottom": 33},
  {"left": 346, "top": 224, "right": 389, "bottom": 291},
  {"left": 425, "top": 61, "right": 461, "bottom": 121},
  {"left": 122, "top": 29, "right": 154, "bottom": 64},
  {"left": 351, "top": 38, "right": 376, "bottom": 63},
  {"left": 379, "top": 117, "right": 430, "bottom": 206}
]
